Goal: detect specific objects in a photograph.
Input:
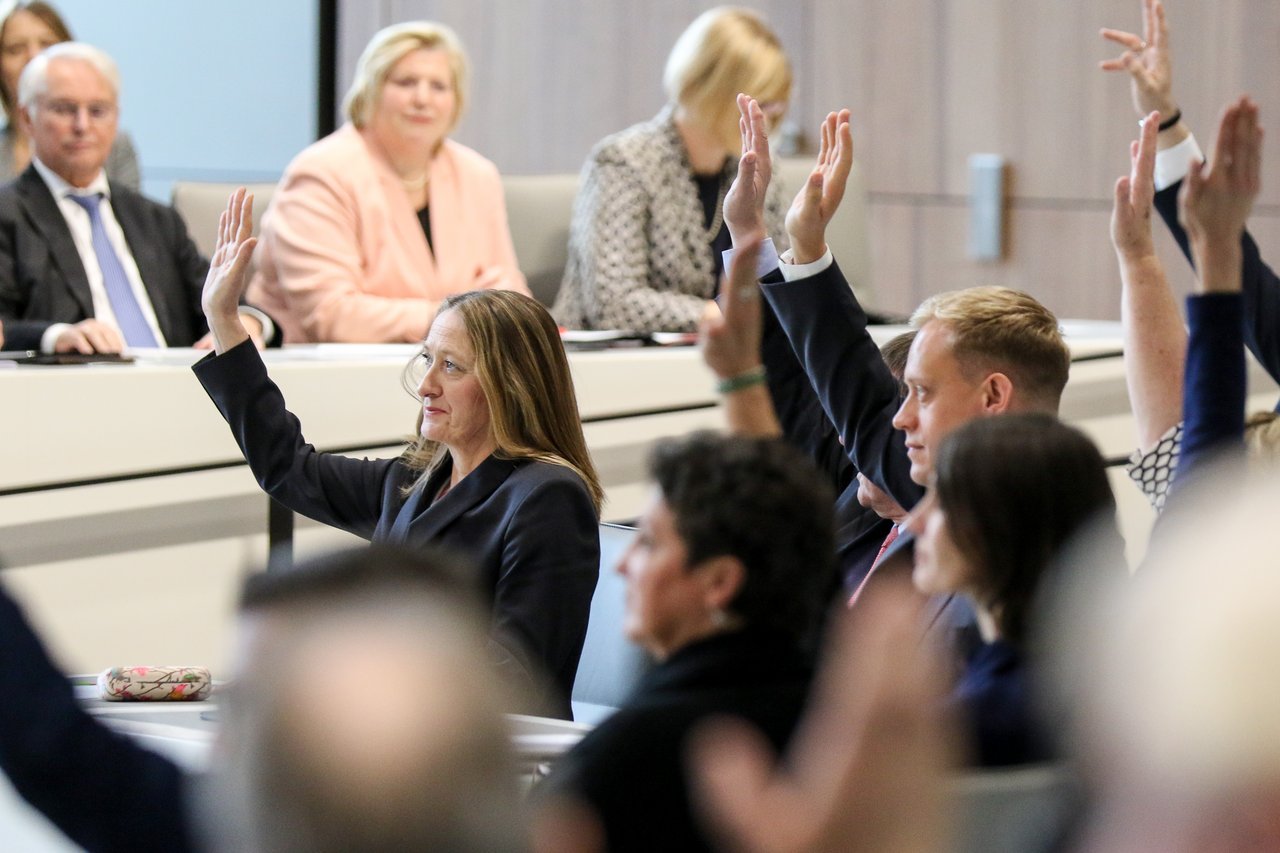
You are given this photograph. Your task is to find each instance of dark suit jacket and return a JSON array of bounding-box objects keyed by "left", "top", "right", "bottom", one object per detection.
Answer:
[
  {"left": 0, "top": 317, "right": 48, "bottom": 351},
  {"left": 194, "top": 341, "right": 599, "bottom": 719},
  {"left": 541, "top": 628, "right": 813, "bottom": 852},
  {"left": 0, "top": 581, "right": 193, "bottom": 852},
  {"left": 761, "top": 261, "right": 924, "bottom": 512},
  {"left": 1155, "top": 180, "right": 1280, "bottom": 407},
  {"left": 949, "top": 638, "right": 1053, "bottom": 767},
  {"left": 761, "top": 261, "right": 978, "bottom": 646},
  {"left": 1157, "top": 293, "right": 1249, "bottom": 533},
  {"left": 759, "top": 288, "right": 893, "bottom": 594},
  {"left": 0, "top": 165, "right": 210, "bottom": 351}
]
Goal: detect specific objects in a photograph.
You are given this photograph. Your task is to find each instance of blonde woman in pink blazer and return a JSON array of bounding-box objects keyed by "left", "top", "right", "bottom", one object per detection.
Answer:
[{"left": 247, "top": 22, "right": 528, "bottom": 343}]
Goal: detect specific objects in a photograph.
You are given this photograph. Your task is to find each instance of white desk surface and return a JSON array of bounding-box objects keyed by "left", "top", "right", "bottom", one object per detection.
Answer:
[
  {"left": 1, "top": 343, "right": 720, "bottom": 492},
  {"left": 3, "top": 326, "right": 1277, "bottom": 675}
]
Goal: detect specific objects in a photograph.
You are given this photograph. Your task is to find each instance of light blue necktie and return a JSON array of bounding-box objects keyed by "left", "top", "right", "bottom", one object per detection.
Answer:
[{"left": 67, "top": 193, "right": 158, "bottom": 347}]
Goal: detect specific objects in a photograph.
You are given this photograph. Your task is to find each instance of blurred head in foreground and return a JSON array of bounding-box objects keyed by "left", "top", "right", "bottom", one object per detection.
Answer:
[
  {"left": 1053, "top": 463, "right": 1280, "bottom": 851},
  {"left": 213, "top": 545, "right": 526, "bottom": 853}
]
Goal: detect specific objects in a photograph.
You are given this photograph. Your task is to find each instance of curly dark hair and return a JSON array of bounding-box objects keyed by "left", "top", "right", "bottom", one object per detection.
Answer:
[{"left": 648, "top": 431, "right": 835, "bottom": 643}]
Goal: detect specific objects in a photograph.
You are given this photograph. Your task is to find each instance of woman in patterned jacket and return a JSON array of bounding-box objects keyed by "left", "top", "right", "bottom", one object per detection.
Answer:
[{"left": 554, "top": 7, "right": 791, "bottom": 334}]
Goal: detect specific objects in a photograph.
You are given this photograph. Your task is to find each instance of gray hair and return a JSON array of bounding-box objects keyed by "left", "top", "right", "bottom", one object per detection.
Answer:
[{"left": 17, "top": 41, "right": 119, "bottom": 110}]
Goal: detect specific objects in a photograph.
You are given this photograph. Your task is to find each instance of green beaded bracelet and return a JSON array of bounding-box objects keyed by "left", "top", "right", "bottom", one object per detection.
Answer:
[{"left": 716, "top": 365, "right": 767, "bottom": 394}]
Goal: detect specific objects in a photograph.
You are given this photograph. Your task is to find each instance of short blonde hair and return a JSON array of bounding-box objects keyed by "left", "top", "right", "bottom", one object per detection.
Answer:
[
  {"left": 401, "top": 291, "right": 604, "bottom": 515},
  {"left": 663, "top": 7, "right": 791, "bottom": 153},
  {"left": 910, "top": 286, "right": 1069, "bottom": 413},
  {"left": 343, "top": 21, "right": 468, "bottom": 132}
]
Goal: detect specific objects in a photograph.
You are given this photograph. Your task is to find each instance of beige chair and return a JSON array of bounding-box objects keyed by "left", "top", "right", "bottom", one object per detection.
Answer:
[
  {"left": 775, "top": 156, "right": 874, "bottom": 308},
  {"left": 171, "top": 165, "right": 871, "bottom": 313},
  {"left": 170, "top": 181, "right": 279, "bottom": 258},
  {"left": 502, "top": 172, "right": 580, "bottom": 307}
]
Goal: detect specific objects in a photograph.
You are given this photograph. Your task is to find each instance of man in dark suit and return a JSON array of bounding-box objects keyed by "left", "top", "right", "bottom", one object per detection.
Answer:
[
  {"left": 721, "top": 98, "right": 1071, "bottom": 622},
  {"left": 0, "top": 42, "right": 270, "bottom": 353}
]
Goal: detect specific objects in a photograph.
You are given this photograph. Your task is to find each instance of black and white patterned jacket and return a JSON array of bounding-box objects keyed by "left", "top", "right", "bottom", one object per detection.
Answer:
[{"left": 554, "top": 105, "right": 787, "bottom": 333}]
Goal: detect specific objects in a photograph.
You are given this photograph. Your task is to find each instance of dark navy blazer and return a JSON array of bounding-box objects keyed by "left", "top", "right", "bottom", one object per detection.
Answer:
[
  {"left": 949, "top": 638, "right": 1053, "bottom": 767},
  {"left": 194, "top": 340, "right": 599, "bottom": 719},
  {"left": 1155, "top": 181, "right": 1280, "bottom": 407},
  {"left": 0, "top": 583, "right": 192, "bottom": 852},
  {"left": 1157, "top": 292, "right": 1249, "bottom": 532},
  {"left": 759, "top": 288, "right": 892, "bottom": 593}
]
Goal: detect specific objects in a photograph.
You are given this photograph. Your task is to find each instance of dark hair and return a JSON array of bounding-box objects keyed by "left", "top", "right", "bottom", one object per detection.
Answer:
[
  {"left": 648, "top": 431, "right": 834, "bottom": 642},
  {"left": 240, "top": 543, "right": 482, "bottom": 616},
  {"left": 934, "top": 414, "right": 1116, "bottom": 645}
]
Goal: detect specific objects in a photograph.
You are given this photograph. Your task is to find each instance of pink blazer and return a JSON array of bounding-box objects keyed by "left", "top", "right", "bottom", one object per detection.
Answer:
[{"left": 247, "top": 125, "right": 528, "bottom": 343}]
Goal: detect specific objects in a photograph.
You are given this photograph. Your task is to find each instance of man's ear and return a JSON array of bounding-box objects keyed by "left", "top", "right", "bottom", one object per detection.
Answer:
[
  {"left": 695, "top": 555, "right": 746, "bottom": 613},
  {"left": 17, "top": 104, "right": 32, "bottom": 136},
  {"left": 981, "top": 372, "right": 1015, "bottom": 414}
]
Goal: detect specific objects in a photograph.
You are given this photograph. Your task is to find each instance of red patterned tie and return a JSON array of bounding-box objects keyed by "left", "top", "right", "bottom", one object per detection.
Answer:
[{"left": 848, "top": 524, "right": 900, "bottom": 608}]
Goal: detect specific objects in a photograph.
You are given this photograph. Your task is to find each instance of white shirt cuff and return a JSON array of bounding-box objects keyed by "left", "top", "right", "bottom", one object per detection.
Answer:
[
  {"left": 41, "top": 323, "right": 71, "bottom": 354},
  {"left": 237, "top": 306, "right": 274, "bottom": 344},
  {"left": 1154, "top": 133, "right": 1203, "bottom": 192},
  {"left": 778, "top": 247, "right": 834, "bottom": 282},
  {"left": 721, "top": 237, "right": 780, "bottom": 280}
]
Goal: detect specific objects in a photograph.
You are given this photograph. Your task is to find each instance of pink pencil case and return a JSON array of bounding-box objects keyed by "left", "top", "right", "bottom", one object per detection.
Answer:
[{"left": 97, "top": 665, "right": 213, "bottom": 701}]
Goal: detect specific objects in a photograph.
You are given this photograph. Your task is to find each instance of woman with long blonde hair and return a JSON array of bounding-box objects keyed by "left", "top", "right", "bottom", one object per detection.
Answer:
[{"left": 197, "top": 190, "right": 600, "bottom": 719}]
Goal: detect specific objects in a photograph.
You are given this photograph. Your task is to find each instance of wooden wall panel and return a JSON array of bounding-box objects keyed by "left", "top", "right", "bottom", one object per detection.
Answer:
[
  {"left": 810, "top": 0, "right": 943, "bottom": 195},
  {"left": 338, "top": 0, "right": 811, "bottom": 174},
  {"left": 334, "top": 0, "right": 1280, "bottom": 318},
  {"left": 864, "top": 201, "right": 922, "bottom": 317},
  {"left": 943, "top": 0, "right": 1142, "bottom": 200}
]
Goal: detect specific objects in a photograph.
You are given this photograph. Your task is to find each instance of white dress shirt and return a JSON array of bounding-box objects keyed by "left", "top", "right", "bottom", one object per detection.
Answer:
[
  {"left": 33, "top": 157, "right": 169, "bottom": 352},
  {"left": 1154, "top": 133, "right": 1205, "bottom": 193},
  {"left": 722, "top": 237, "right": 836, "bottom": 282}
]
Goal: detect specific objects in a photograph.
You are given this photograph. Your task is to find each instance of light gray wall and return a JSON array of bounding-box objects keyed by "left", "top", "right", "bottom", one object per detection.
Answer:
[{"left": 53, "top": 0, "right": 319, "bottom": 200}]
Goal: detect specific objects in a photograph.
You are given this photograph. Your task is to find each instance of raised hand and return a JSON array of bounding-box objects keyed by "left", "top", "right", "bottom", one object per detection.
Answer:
[
  {"left": 690, "top": 581, "right": 951, "bottom": 853},
  {"left": 700, "top": 239, "right": 783, "bottom": 437},
  {"left": 723, "top": 93, "right": 772, "bottom": 246},
  {"left": 700, "top": 238, "right": 764, "bottom": 380},
  {"left": 1100, "top": 0, "right": 1177, "bottom": 121},
  {"left": 1111, "top": 111, "right": 1160, "bottom": 261},
  {"left": 1180, "top": 97, "right": 1263, "bottom": 293},
  {"left": 200, "top": 187, "right": 258, "bottom": 354},
  {"left": 785, "top": 109, "right": 852, "bottom": 265}
]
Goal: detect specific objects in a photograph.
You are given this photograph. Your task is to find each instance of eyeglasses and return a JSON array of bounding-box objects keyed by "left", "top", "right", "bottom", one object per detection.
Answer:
[{"left": 37, "top": 99, "right": 116, "bottom": 123}]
